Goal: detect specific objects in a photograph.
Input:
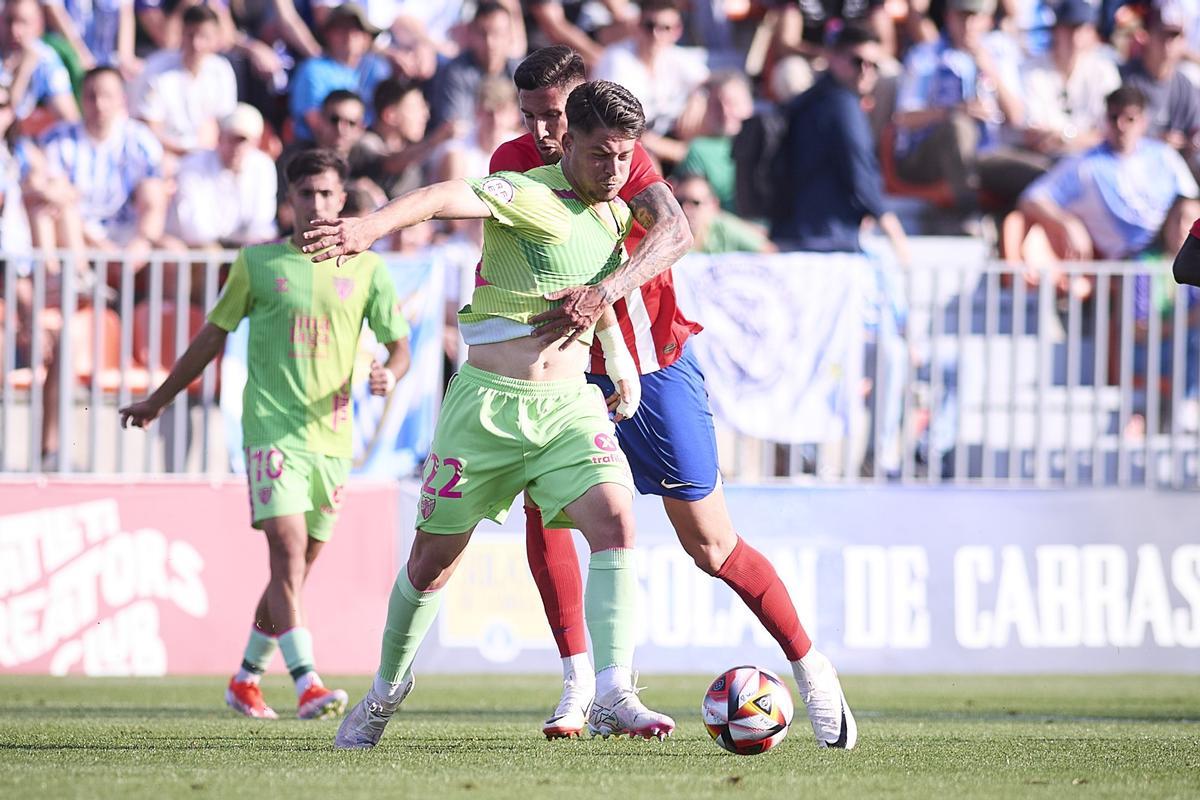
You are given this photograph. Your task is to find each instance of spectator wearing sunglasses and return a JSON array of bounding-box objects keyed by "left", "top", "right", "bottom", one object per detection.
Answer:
[
  {"left": 772, "top": 23, "right": 909, "bottom": 263},
  {"left": 592, "top": 0, "right": 708, "bottom": 138},
  {"left": 673, "top": 173, "right": 773, "bottom": 255},
  {"left": 277, "top": 89, "right": 370, "bottom": 232}
]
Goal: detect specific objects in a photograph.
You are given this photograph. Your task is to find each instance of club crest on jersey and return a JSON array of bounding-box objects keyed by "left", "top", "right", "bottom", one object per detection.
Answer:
[
  {"left": 481, "top": 176, "right": 515, "bottom": 204},
  {"left": 258, "top": 488, "right": 272, "bottom": 505},
  {"left": 419, "top": 494, "right": 436, "bottom": 520},
  {"left": 333, "top": 277, "right": 354, "bottom": 301},
  {"left": 275, "top": 278, "right": 288, "bottom": 293}
]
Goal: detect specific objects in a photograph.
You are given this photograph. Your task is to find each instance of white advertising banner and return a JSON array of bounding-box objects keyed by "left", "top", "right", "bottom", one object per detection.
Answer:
[
  {"left": 672, "top": 252, "right": 874, "bottom": 443},
  {"left": 403, "top": 483, "right": 1200, "bottom": 675}
]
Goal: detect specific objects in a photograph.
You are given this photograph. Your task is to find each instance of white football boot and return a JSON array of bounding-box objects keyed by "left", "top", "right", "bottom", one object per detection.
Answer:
[
  {"left": 542, "top": 670, "right": 593, "bottom": 739},
  {"left": 587, "top": 683, "right": 675, "bottom": 740},
  {"left": 333, "top": 673, "right": 415, "bottom": 750},
  {"left": 793, "top": 649, "right": 858, "bottom": 749}
]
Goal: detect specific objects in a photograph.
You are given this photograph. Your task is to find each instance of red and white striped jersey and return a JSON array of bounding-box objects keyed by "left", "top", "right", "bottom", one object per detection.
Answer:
[{"left": 489, "top": 133, "right": 702, "bottom": 374}]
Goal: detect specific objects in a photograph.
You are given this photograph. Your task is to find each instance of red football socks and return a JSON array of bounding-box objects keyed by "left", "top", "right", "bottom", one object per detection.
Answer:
[
  {"left": 716, "top": 537, "right": 812, "bottom": 660},
  {"left": 525, "top": 506, "right": 588, "bottom": 657}
]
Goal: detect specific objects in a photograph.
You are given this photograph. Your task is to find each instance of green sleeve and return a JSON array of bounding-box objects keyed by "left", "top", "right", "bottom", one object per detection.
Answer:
[
  {"left": 364, "top": 256, "right": 411, "bottom": 344},
  {"left": 709, "top": 213, "right": 771, "bottom": 254},
  {"left": 465, "top": 171, "right": 570, "bottom": 245},
  {"left": 207, "top": 251, "right": 253, "bottom": 331}
]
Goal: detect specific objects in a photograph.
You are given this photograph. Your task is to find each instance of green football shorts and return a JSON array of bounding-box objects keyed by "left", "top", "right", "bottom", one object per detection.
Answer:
[
  {"left": 416, "top": 363, "right": 634, "bottom": 534},
  {"left": 244, "top": 444, "right": 350, "bottom": 541}
]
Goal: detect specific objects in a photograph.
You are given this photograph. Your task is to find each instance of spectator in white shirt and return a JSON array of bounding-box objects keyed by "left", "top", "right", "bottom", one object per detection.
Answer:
[
  {"left": 592, "top": 0, "right": 708, "bottom": 138},
  {"left": 168, "top": 103, "right": 277, "bottom": 249},
  {"left": 132, "top": 4, "right": 237, "bottom": 158}
]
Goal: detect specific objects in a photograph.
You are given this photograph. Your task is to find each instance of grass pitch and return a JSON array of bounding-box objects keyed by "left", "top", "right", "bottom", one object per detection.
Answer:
[{"left": 1, "top": 674, "right": 1197, "bottom": 800}]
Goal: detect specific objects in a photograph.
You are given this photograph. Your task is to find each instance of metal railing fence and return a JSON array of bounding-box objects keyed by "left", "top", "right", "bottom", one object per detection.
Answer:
[{"left": 2, "top": 245, "right": 1197, "bottom": 487}]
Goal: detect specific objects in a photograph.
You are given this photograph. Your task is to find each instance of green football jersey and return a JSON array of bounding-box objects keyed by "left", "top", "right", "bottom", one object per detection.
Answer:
[
  {"left": 461, "top": 165, "right": 631, "bottom": 342},
  {"left": 208, "top": 240, "right": 411, "bottom": 457}
]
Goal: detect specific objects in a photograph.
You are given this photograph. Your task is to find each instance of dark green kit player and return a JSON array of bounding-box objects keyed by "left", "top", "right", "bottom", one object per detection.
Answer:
[{"left": 120, "top": 149, "right": 411, "bottom": 722}]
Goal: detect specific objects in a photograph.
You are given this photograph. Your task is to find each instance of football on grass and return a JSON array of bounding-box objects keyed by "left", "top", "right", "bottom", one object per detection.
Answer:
[{"left": 702, "top": 666, "right": 794, "bottom": 755}]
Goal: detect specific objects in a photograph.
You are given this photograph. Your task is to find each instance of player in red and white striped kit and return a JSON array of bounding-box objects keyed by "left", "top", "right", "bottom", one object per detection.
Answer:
[{"left": 494, "top": 46, "right": 856, "bottom": 749}]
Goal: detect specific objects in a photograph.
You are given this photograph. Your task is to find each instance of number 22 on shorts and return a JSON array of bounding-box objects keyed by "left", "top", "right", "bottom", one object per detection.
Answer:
[{"left": 421, "top": 453, "right": 463, "bottom": 498}]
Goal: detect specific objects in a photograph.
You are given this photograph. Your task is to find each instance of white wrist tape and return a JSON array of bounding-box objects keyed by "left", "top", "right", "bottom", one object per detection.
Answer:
[{"left": 596, "top": 325, "right": 640, "bottom": 419}]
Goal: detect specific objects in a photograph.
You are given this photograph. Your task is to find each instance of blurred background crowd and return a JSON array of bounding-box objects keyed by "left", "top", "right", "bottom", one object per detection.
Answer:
[{"left": 4, "top": 0, "right": 1200, "bottom": 474}]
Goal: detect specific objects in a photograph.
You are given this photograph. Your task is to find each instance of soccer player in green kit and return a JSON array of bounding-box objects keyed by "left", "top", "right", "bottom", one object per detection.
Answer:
[
  {"left": 119, "top": 149, "right": 413, "bottom": 721},
  {"left": 301, "top": 80, "right": 676, "bottom": 749}
]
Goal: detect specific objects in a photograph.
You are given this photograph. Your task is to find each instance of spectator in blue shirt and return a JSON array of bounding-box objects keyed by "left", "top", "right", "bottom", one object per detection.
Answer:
[
  {"left": 39, "top": 66, "right": 175, "bottom": 276},
  {"left": 1019, "top": 83, "right": 1200, "bottom": 263},
  {"left": 428, "top": 1, "right": 519, "bottom": 129},
  {"left": 0, "top": 0, "right": 80, "bottom": 126},
  {"left": 773, "top": 23, "right": 909, "bottom": 262},
  {"left": 890, "top": 0, "right": 1024, "bottom": 210},
  {"left": 289, "top": 3, "right": 391, "bottom": 142},
  {"left": 40, "top": 0, "right": 137, "bottom": 73}
]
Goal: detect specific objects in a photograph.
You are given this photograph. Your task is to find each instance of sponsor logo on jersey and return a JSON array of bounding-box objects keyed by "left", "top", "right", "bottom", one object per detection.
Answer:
[
  {"left": 275, "top": 278, "right": 288, "bottom": 293},
  {"left": 593, "top": 433, "right": 619, "bottom": 452}
]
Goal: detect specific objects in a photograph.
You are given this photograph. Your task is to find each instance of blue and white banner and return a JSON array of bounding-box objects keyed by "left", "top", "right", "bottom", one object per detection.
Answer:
[
  {"left": 405, "top": 484, "right": 1200, "bottom": 675},
  {"left": 220, "top": 252, "right": 446, "bottom": 478},
  {"left": 672, "top": 253, "right": 872, "bottom": 443}
]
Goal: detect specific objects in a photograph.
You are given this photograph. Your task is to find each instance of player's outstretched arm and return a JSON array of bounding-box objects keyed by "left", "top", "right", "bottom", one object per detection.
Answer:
[
  {"left": 119, "top": 322, "right": 228, "bottom": 429},
  {"left": 303, "top": 180, "right": 493, "bottom": 262},
  {"left": 368, "top": 337, "right": 412, "bottom": 396},
  {"left": 530, "top": 182, "right": 692, "bottom": 348}
]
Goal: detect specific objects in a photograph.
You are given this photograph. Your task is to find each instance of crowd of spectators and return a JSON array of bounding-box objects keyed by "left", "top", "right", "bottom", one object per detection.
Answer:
[{"left": 4, "top": 0, "right": 1200, "bottom": 469}]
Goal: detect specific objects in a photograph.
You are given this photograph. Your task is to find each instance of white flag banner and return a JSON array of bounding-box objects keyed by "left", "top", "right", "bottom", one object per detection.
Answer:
[{"left": 672, "top": 252, "right": 872, "bottom": 443}]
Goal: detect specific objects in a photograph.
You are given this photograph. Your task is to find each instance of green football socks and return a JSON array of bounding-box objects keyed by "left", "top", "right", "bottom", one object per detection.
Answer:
[
  {"left": 585, "top": 548, "right": 636, "bottom": 672},
  {"left": 378, "top": 568, "right": 444, "bottom": 684}
]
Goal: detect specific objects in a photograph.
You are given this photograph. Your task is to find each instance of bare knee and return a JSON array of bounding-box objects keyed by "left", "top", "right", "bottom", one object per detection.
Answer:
[
  {"left": 262, "top": 518, "right": 309, "bottom": 589},
  {"left": 684, "top": 539, "right": 729, "bottom": 576},
  {"left": 406, "top": 531, "right": 470, "bottom": 591}
]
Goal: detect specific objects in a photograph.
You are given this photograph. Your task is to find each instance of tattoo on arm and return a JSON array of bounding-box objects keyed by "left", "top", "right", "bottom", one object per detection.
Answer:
[{"left": 606, "top": 182, "right": 694, "bottom": 300}]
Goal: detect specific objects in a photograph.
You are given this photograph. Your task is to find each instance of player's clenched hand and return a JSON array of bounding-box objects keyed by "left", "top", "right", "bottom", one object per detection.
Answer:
[
  {"left": 369, "top": 360, "right": 397, "bottom": 396},
  {"left": 119, "top": 399, "right": 163, "bottom": 429},
  {"left": 529, "top": 284, "right": 610, "bottom": 349},
  {"left": 302, "top": 217, "right": 375, "bottom": 263},
  {"left": 609, "top": 378, "right": 640, "bottom": 423}
]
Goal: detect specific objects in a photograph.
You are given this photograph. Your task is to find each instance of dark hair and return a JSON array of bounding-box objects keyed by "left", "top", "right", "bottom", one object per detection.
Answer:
[
  {"left": 182, "top": 3, "right": 219, "bottom": 27},
  {"left": 831, "top": 22, "right": 880, "bottom": 50},
  {"left": 565, "top": 80, "right": 646, "bottom": 138},
  {"left": 473, "top": 0, "right": 508, "bottom": 23},
  {"left": 321, "top": 88, "right": 364, "bottom": 110},
  {"left": 514, "top": 45, "right": 586, "bottom": 92},
  {"left": 639, "top": 0, "right": 680, "bottom": 15},
  {"left": 1105, "top": 84, "right": 1147, "bottom": 112},
  {"left": 285, "top": 148, "right": 349, "bottom": 186},
  {"left": 372, "top": 77, "right": 421, "bottom": 113},
  {"left": 82, "top": 65, "right": 123, "bottom": 88},
  {"left": 342, "top": 182, "right": 380, "bottom": 216}
]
